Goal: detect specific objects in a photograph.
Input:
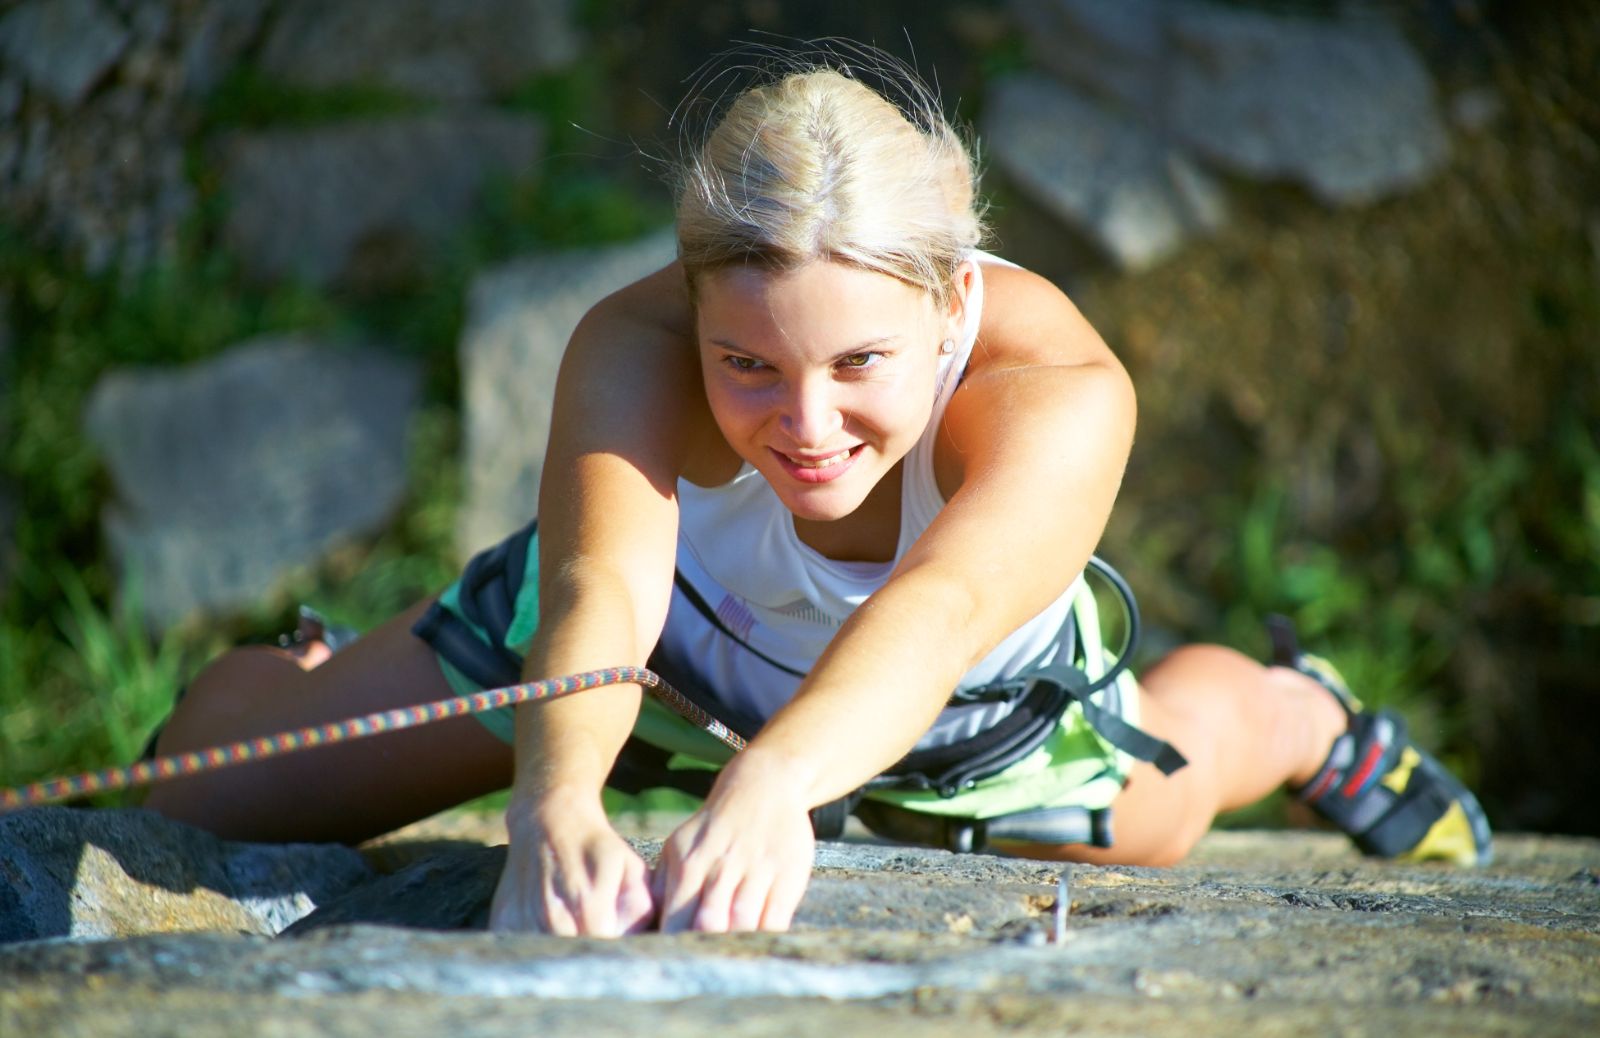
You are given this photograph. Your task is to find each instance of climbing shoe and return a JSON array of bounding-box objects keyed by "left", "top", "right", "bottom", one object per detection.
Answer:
[{"left": 1268, "top": 616, "right": 1493, "bottom": 867}]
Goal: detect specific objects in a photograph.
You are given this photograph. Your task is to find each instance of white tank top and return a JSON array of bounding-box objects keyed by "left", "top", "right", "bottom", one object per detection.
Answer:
[{"left": 660, "top": 254, "right": 1085, "bottom": 751}]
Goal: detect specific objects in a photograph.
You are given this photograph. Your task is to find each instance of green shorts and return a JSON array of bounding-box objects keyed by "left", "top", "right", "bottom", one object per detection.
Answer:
[{"left": 417, "top": 522, "right": 1141, "bottom": 819}]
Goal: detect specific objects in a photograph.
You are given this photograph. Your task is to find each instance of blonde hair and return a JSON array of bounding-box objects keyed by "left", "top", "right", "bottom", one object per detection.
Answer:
[{"left": 674, "top": 54, "right": 986, "bottom": 308}]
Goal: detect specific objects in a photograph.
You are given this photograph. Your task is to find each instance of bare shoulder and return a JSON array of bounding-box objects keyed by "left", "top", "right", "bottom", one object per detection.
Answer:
[
  {"left": 933, "top": 260, "right": 1135, "bottom": 494},
  {"left": 971, "top": 260, "right": 1123, "bottom": 371},
  {"left": 551, "top": 260, "right": 721, "bottom": 484}
]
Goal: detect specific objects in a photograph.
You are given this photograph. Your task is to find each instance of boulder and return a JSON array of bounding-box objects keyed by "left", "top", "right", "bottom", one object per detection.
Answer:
[
  {"left": 178, "top": 0, "right": 271, "bottom": 98},
  {"left": 259, "top": 0, "right": 582, "bottom": 103},
  {"left": 0, "top": 0, "right": 130, "bottom": 107},
  {"left": 1009, "top": 0, "right": 1169, "bottom": 117},
  {"left": 982, "top": 73, "right": 1225, "bottom": 270},
  {"left": 1, "top": 828, "right": 1597, "bottom": 1036},
  {"left": 219, "top": 114, "right": 544, "bottom": 287},
  {"left": 0, "top": 806, "right": 373, "bottom": 943},
  {"left": 1008, "top": 0, "right": 1450, "bottom": 206},
  {"left": 1165, "top": 3, "right": 1450, "bottom": 205},
  {"left": 456, "top": 229, "right": 678, "bottom": 555},
  {"left": 84, "top": 335, "right": 420, "bottom": 630}
]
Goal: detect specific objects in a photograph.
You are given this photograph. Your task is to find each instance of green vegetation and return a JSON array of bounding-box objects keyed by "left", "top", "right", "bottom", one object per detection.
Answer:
[
  {"left": 2, "top": 11, "right": 1595, "bottom": 837},
  {"left": 1078, "top": 10, "right": 1600, "bottom": 829},
  {"left": 0, "top": 62, "right": 664, "bottom": 805}
]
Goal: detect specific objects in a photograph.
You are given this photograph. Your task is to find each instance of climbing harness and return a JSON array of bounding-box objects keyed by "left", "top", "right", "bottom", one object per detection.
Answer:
[
  {"left": 0, "top": 666, "right": 744, "bottom": 812},
  {"left": 5, "top": 533, "right": 1183, "bottom": 857},
  {"left": 409, "top": 519, "right": 1185, "bottom": 850}
]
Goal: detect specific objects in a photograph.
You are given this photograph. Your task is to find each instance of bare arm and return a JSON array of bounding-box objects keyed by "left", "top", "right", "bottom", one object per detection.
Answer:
[
  {"left": 491, "top": 262, "right": 703, "bottom": 936},
  {"left": 658, "top": 264, "right": 1135, "bottom": 929},
  {"left": 753, "top": 263, "right": 1135, "bottom": 800}
]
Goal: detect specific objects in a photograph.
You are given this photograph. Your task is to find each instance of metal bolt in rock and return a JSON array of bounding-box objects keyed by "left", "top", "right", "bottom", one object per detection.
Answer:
[{"left": 1053, "top": 869, "right": 1070, "bottom": 944}]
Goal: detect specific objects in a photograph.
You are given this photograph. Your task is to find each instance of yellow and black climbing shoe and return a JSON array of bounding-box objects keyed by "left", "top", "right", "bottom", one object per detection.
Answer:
[{"left": 1268, "top": 616, "right": 1493, "bottom": 867}]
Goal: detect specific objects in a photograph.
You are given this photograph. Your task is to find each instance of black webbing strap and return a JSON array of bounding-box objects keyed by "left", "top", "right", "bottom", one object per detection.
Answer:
[{"left": 1027, "top": 664, "right": 1189, "bottom": 776}]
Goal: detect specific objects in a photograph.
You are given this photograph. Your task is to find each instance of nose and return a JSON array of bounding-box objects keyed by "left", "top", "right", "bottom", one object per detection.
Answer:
[{"left": 780, "top": 374, "right": 844, "bottom": 448}]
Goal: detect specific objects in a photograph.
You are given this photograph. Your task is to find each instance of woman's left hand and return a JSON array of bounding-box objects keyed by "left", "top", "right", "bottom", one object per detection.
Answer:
[{"left": 653, "top": 754, "right": 816, "bottom": 932}]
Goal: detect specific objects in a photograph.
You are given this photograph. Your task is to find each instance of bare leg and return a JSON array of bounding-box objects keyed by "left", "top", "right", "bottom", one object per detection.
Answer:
[
  {"left": 996, "top": 644, "right": 1347, "bottom": 867},
  {"left": 143, "top": 599, "right": 513, "bottom": 844}
]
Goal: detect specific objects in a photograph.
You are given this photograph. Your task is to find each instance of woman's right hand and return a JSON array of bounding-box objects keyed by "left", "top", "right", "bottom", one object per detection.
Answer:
[{"left": 489, "top": 792, "right": 656, "bottom": 936}]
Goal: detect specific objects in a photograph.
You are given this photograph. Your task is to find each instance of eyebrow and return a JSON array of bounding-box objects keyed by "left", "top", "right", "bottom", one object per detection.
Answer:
[{"left": 708, "top": 335, "right": 901, "bottom": 363}]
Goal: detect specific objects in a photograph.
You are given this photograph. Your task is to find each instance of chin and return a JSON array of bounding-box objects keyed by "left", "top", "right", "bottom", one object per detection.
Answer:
[
  {"left": 771, "top": 483, "right": 863, "bottom": 522},
  {"left": 758, "top": 465, "right": 872, "bottom": 522}
]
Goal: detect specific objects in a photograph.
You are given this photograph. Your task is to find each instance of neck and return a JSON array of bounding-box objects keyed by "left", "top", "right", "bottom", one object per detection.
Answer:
[{"left": 791, "top": 462, "right": 904, "bottom": 562}]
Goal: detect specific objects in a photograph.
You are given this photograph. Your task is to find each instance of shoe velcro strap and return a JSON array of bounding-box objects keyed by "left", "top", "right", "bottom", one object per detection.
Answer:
[
  {"left": 1265, "top": 614, "right": 1302, "bottom": 668},
  {"left": 1355, "top": 778, "right": 1452, "bottom": 858}
]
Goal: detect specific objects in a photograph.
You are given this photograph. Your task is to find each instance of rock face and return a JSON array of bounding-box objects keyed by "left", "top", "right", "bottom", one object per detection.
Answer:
[
  {"left": 1008, "top": 0, "right": 1450, "bottom": 207},
  {"left": 220, "top": 114, "right": 545, "bottom": 287},
  {"left": 0, "top": 0, "right": 131, "bottom": 107},
  {"left": 0, "top": 807, "right": 372, "bottom": 942},
  {"left": 1163, "top": 4, "right": 1449, "bottom": 205},
  {"left": 456, "top": 229, "right": 678, "bottom": 555},
  {"left": 0, "top": 0, "right": 220, "bottom": 271},
  {"left": 0, "top": 819, "right": 1596, "bottom": 1036},
  {"left": 84, "top": 335, "right": 420, "bottom": 630},
  {"left": 178, "top": 0, "right": 271, "bottom": 98},
  {"left": 259, "top": 0, "right": 582, "bottom": 102},
  {"left": 982, "top": 72, "right": 1226, "bottom": 270}
]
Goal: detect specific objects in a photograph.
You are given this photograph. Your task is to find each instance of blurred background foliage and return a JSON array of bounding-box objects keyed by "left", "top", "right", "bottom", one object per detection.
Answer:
[{"left": 0, "top": 0, "right": 1595, "bottom": 835}]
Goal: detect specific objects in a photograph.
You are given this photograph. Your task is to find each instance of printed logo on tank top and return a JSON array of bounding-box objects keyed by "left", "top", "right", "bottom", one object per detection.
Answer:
[{"left": 713, "top": 594, "right": 758, "bottom": 641}]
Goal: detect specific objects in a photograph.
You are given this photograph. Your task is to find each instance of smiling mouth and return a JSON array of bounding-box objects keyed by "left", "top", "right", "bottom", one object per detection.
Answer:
[
  {"left": 771, "top": 444, "right": 864, "bottom": 484},
  {"left": 782, "top": 447, "right": 856, "bottom": 469}
]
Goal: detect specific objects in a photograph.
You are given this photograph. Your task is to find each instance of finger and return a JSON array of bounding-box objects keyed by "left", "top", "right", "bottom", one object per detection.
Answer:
[
  {"left": 575, "top": 854, "right": 623, "bottom": 937},
  {"left": 541, "top": 889, "right": 580, "bottom": 937},
  {"left": 658, "top": 852, "right": 708, "bottom": 934},
  {"left": 657, "top": 828, "right": 708, "bottom": 934},
  {"left": 727, "top": 872, "right": 773, "bottom": 933},
  {"left": 616, "top": 861, "right": 657, "bottom": 935},
  {"left": 660, "top": 887, "right": 703, "bottom": 933},
  {"left": 759, "top": 863, "right": 811, "bottom": 932},
  {"left": 692, "top": 862, "right": 738, "bottom": 933}
]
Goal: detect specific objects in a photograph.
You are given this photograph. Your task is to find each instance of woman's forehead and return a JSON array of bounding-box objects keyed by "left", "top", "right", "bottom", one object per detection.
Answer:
[{"left": 698, "top": 259, "right": 931, "bottom": 312}]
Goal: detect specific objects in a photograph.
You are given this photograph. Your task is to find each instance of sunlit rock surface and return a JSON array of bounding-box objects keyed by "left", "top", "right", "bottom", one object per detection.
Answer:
[
  {"left": 0, "top": 807, "right": 372, "bottom": 942},
  {"left": 983, "top": 72, "right": 1226, "bottom": 270},
  {"left": 2, "top": 807, "right": 1596, "bottom": 1037}
]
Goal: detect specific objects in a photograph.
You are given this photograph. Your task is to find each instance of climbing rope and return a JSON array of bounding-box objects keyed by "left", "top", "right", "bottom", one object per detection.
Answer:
[{"left": 0, "top": 666, "right": 744, "bottom": 812}]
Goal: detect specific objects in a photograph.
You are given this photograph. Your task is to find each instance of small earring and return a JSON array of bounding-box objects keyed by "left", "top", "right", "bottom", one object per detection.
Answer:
[{"left": 939, "top": 338, "right": 955, "bottom": 355}]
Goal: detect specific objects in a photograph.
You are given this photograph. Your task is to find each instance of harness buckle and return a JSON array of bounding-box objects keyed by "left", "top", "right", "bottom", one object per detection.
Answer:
[{"left": 946, "top": 679, "right": 1031, "bottom": 706}]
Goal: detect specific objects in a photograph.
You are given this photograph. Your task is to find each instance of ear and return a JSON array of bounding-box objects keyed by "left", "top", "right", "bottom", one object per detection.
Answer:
[{"left": 944, "top": 259, "right": 976, "bottom": 333}]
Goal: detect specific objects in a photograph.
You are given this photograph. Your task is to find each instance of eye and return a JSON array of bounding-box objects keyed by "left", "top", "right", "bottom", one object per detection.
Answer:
[
  {"left": 838, "top": 351, "right": 884, "bottom": 370},
  {"left": 723, "top": 354, "right": 766, "bottom": 372}
]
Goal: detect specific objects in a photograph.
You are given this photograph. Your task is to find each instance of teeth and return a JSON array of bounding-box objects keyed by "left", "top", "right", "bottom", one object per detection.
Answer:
[{"left": 788, "top": 448, "right": 851, "bottom": 468}]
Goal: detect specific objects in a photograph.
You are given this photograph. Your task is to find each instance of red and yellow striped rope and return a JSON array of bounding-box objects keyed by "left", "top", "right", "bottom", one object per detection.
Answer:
[{"left": 0, "top": 666, "right": 745, "bottom": 812}]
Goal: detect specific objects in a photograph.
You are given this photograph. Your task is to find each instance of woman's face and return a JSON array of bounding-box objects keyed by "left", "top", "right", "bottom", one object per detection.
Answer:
[{"left": 696, "top": 259, "right": 962, "bottom": 523}]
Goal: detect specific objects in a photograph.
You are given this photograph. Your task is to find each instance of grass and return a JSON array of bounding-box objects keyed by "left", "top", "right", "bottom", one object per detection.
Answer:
[
  {"left": 3, "top": 10, "right": 1597, "bottom": 836},
  {"left": 0, "top": 55, "right": 666, "bottom": 800}
]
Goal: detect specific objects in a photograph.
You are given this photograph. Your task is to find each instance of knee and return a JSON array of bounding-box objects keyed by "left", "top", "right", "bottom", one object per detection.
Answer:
[
  {"left": 1147, "top": 643, "right": 1256, "bottom": 679},
  {"left": 153, "top": 648, "right": 300, "bottom": 754}
]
